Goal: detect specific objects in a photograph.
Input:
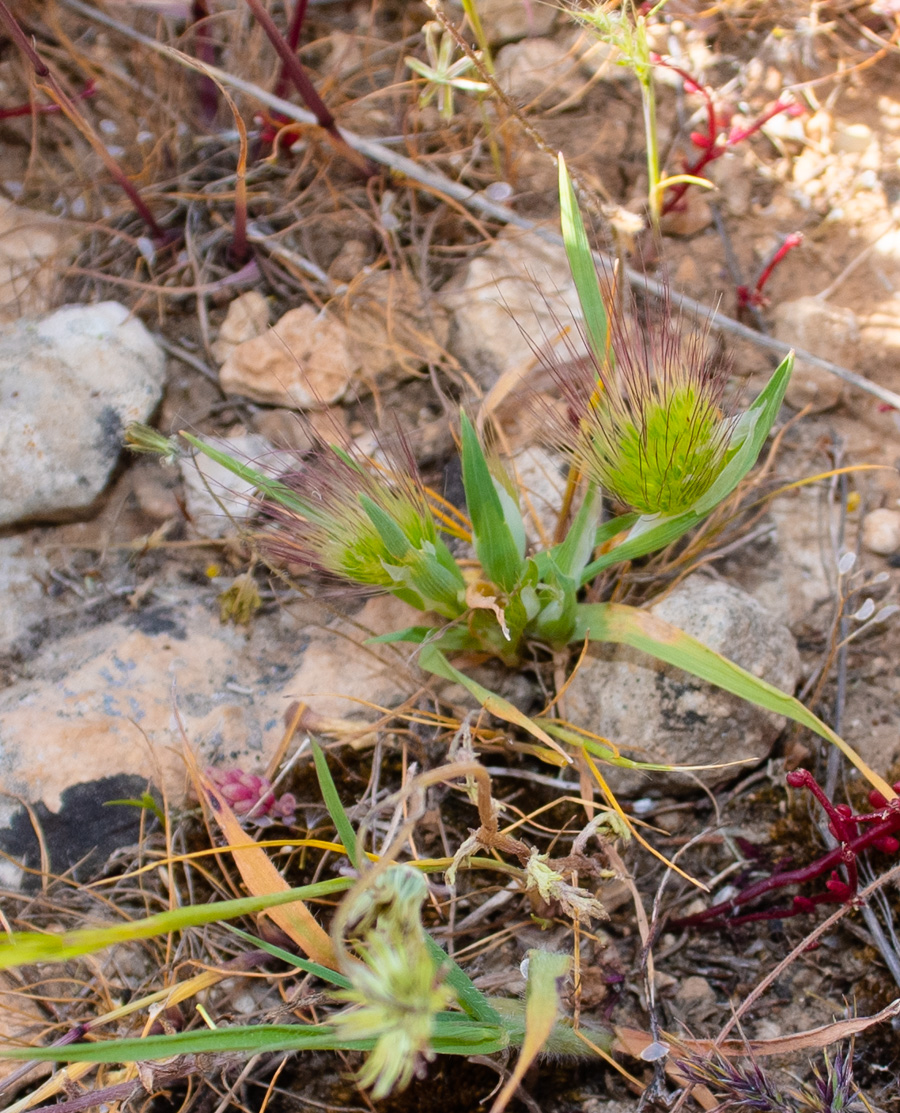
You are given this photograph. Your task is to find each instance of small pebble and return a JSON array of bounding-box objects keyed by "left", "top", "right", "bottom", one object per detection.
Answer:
[{"left": 862, "top": 508, "right": 900, "bottom": 556}]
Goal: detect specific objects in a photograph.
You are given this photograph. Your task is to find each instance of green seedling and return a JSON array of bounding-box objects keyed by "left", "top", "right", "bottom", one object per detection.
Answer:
[{"left": 405, "top": 21, "right": 490, "bottom": 121}]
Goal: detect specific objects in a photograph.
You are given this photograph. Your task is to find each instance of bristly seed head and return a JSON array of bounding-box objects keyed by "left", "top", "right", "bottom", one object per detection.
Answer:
[
  {"left": 550, "top": 306, "right": 734, "bottom": 517},
  {"left": 257, "top": 440, "right": 466, "bottom": 617}
]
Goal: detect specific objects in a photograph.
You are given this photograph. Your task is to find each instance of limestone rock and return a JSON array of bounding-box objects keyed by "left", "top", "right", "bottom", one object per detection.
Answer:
[
  {"left": 0, "top": 593, "right": 418, "bottom": 849},
  {"left": 0, "top": 536, "right": 51, "bottom": 652},
  {"left": 343, "top": 270, "right": 450, "bottom": 385},
  {"left": 440, "top": 225, "right": 586, "bottom": 387},
  {"left": 469, "top": 0, "right": 557, "bottom": 44},
  {"left": 211, "top": 290, "right": 270, "bottom": 363},
  {"left": 510, "top": 444, "right": 567, "bottom": 544},
  {"left": 179, "top": 432, "right": 273, "bottom": 538},
  {"left": 773, "top": 296, "right": 859, "bottom": 412},
  {"left": 564, "top": 575, "right": 801, "bottom": 795},
  {"left": 0, "top": 302, "right": 166, "bottom": 525},
  {"left": 219, "top": 303, "right": 360, "bottom": 408},
  {"left": 862, "top": 507, "right": 900, "bottom": 556},
  {"left": 495, "top": 39, "right": 582, "bottom": 108},
  {"left": 0, "top": 199, "right": 75, "bottom": 321}
]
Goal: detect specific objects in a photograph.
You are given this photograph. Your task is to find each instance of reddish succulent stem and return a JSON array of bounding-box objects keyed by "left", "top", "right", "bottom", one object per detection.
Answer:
[
  {"left": 274, "top": 0, "right": 310, "bottom": 101},
  {"left": 0, "top": 0, "right": 168, "bottom": 244},
  {"left": 652, "top": 54, "right": 801, "bottom": 219},
  {"left": 190, "top": 0, "right": 220, "bottom": 123},
  {"left": 672, "top": 771, "right": 900, "bottom": 931},
  {"left": 737, "top": 232, "right": 803, "bottom": 309}
]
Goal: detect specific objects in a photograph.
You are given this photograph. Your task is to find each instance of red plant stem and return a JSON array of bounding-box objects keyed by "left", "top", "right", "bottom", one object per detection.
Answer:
[
  {"left": 653, "top": 54, "right": 799, "bottom": 218},
  {"left": 190, "top": 0, "right": 220, "bottom": 122},
  {"left": 0, "top": 77, "right": 95, "bottom": 119},
  {"left": 274, "top": 0, "right": 310, "bottom": 101},
  {"left": 747, "top": 232, "right": 803, "bottom": 305},
  {"left": 241, "top": 0, "right": 370, "bottom": 172},
  {"left": 672, "top": 774, "right": 900, "bottom": 931},
  {"left": 0, "top": 0, "right": 168, "bottom": 243}
]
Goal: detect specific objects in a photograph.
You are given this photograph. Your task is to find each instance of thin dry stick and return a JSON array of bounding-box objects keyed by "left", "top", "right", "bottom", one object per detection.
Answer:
[
  {"left": 61, "top": 0, "right": 900, "bottom": 411},
  {"left": 716, "top": 860, "right": 900, "bottom": 1045}
]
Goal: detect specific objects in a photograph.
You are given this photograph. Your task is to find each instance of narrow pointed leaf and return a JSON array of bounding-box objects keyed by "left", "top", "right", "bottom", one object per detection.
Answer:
[
  {"left": 573, "top": 602, "right": 895, "bottom": 800},
  {"left": 359, "top": 494, "right": 410, "bottom": 559},
  {"left": 459, "top": 412, "right": 523, "bottom": 591},
  {"left": 179, "top": 432, "right": 308, "bottom": 515},
  {"left": 418, "top": 643, "right": 571, "bottom": 765},
  {"left": 311, "top": 739, "right": 361, "bottom": 872},
  {"left": 0, "top": 879, "right": 351, "bottom": 971},
  {"left": 558, "top": 154, "right": 610, "bottom": 369}
]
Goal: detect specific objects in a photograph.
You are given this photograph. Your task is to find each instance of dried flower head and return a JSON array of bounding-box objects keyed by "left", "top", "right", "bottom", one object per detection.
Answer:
[
  {"left": 523, "top": 850, "right": 608, "bottom": 925},
  {"left": 259, "top": 443, "right": 466, "bottom": 618},
  {"left": 550, "top": 307, "right": 734, "bottom": 516}
]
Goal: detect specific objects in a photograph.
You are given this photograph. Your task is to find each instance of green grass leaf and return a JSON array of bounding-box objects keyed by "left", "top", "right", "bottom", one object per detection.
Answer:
[
  {"left": 459, "top": 412, "right": 524, "bottom": 592},
  {"left": 311, "top": 739, "right": 361, "bottom": 872},
  {"left": 558, "top": 154, "right": 610, "bottom": 370},
  {"left": 0, "top": 878, "right": 352, "bottom": 971},
  {"left": 179, "top": 432, "right": 308, "bottom": 516},
  {"left": 573, "top": 601, "right": 895, "bottom": 799},
  {"left": 418, "top": 643, "right": 570, "bottom": 764},
  {"left": 223, "top": 925, "right": 353, "bottom": 989}
]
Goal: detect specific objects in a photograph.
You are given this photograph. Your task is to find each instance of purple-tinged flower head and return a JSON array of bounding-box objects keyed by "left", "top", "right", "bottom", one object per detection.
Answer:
[
  {"left": 206, "top": 767, "right": 296, "bottom": 825},
  {"left": 549, "top": 303, "right": 735, "bottom": 516},
  {"left": 675, "top": 1051, "right": 794, "bottom": 1112},
  {"left": 257, "top": 439, "right": 466, "bottom": 618}
]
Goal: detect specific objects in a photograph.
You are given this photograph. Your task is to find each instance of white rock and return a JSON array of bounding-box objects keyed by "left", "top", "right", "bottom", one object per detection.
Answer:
[
  {"left": 440, "top": 225, "right": 586, "bottom": 387},
  {"left": 510, "top": 444, "right": 567, "bottom": 545},
  {"left": 494, "top": 39, "right": 582, "bottom": 107},
  {"left": 0, "top": 302, "right": 166, "bottom": 525},
  {"left": 0, "top": 199, "right": 76, "bottom": 322},
  {"left": 0, "top": 536, "right": 51, "bottom": 652},
  {"left": 773, "top": 296, "right": 859, "bottom": 412},
  {"left": 862, "top": 508, "right": 900, "bottom": 556},
  {"left": 179, "top": 432, "right": 273, "bottom": 538},
  {"left": 564, "top": 575, "right": 801, "bottom": 794},
  {"left": 219, "top": 303, "right": 360, "bottom": 408},
  {"left": 833, "top": 123, "right": 872, "bottom": 154},
  {"left": 210, "top": 290, "right": 270, "bottom": 364}
]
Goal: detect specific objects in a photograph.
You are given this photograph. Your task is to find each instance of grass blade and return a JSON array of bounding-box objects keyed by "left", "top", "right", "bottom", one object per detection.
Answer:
[
  {"left": 558, "top": 154, "right": 609, "bottom": 370},
  {"left": 418, "top": 644, "right": 571, "bottom": 765},
  {"left": 311, "top": 739, "right": 361, "bottom": 871},
  {"left": 0, "top": 879, "right": 351, "bottom": 971},
  {"left": 573, "top": 602, "right": 895, "bottom": 800},
  {"left": 459, "top": 412, "right": 523, "bottom": 591}
]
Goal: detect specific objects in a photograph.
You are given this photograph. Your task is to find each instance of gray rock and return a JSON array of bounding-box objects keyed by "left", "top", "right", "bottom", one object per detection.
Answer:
[
  {"left": 0, "top": 302, "right": 166, "bottom": 525},
  {"left": 440, "top": 226, "right": 586, "bottom": 388},
  {"left": 0, "top": 536, "right": 51, "bottom": 651},
  {"left": 564, "top": 575, "right": 801, "bottom": 794},
  {"left": 773, "top": 296, "right": 859, "bottom": 413}
]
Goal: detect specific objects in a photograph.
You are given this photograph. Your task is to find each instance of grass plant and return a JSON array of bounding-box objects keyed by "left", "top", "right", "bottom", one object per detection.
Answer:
[{"left": 2, "top": 2, "right": 899, "bottom": 1109}]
